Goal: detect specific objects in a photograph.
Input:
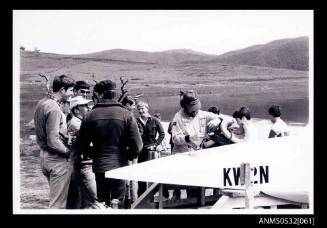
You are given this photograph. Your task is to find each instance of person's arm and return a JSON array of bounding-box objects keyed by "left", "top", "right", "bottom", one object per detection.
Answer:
[
  {"left": 46, "top": 108, "right": 70, "bottom": 156},
  {"left": 126, "top": 114, "right": 143, "bottom": 160},
  {"left": 137, "top": 119, "right": 144, "bottom": 136},
  {"left": 155, "top": 119, "right": 165, "bottom": 146},
  {"left": 204, "top": 111, "right": 220, "bottom": 129},
  {"left": 220, "top": 119, "right": 243, "bottom": 143},
  {"left": 268, "top": 129, "right": 278, "bottom": 138},
  {"left": 77, "top": 118, "right": 93, "bottom": 158},
  {"left": 171, "top": 116, "right": 189, "bottom": 145},
  {"left": 168, "top": 122, "right": 173, "bottom": 135}
]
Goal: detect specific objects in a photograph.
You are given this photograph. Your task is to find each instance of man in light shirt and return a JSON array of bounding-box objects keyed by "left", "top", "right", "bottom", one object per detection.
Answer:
[
  {"left": 171, "top": 90, "right": 231, "bottom": 153},
  {"left": 170, "top": 90, "right": 232, "bottom": 199},
  {"left": 34, "top": 75, "right": 75, "bottom": 208}
]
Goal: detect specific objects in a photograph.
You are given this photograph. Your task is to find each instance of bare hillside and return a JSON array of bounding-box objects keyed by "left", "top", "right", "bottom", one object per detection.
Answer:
[{"left": 211, "top": 37, "right": 309, "bottom": 71}]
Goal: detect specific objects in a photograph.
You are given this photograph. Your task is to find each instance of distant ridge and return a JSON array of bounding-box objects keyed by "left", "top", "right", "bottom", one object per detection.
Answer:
[
  {"left": 21, "top": 36, "right": 309, "bottom": 71},
  {"left": 212, "top": 36, "right": 309, "bottom": 71},
  {"left": 72, "top": 48, "right": 216, "bottom": 64}
]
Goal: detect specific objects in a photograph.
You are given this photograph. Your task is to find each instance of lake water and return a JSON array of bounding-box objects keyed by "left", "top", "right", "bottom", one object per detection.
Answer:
[
  {"left": 140, "top": 94, "right": 309, "bottom": 124},
  {"left": 19, "top": 83, "right": 309, "bottom": 138}
]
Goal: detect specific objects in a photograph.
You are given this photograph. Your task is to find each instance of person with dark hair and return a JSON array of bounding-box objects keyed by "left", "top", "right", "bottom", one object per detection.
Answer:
[
  {"left": 34, "top": 75, "right": 75, "bottom": 208},
  {"left": 136, "top": 101, "right": 165, "bottom": 197},
  {"left": 268, "top": 105, "right": 290, "bottom": 138},
  {"left": 120, "top": 95, "right": 138, "bottom": 207},
  {"left": 208, "top": 106, "right": 220, "bottom": 115},
  {"left": 77, "top": 80, "right": 143, "bottom": 208},
  {"left": 202, "top": 105, "right": 233, "bottom": 148},
  {"left": 220, "top": 107, "right": 257, "bottom": 143},
  {"left": 121, "top": 95, "right": 136, "bottom": 112},
  {"left": 74, "top": 81, "right": 91, "bottom": 98},
  {"left": 154, "top": 113, "right": 161, "bottom": 120}
]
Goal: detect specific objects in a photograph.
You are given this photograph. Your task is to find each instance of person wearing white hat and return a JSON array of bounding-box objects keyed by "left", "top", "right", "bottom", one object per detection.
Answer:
[
  {"left": 66, "top": 96, "right": 105, "bottom": 209},
  {"left": 69, "top": 96, "right": 92, "bottom": 130}
]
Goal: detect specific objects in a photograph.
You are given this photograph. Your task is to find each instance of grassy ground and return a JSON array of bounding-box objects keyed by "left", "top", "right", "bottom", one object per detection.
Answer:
[{"left": 20, "top": 139, "right": 49, "bottom": 209}]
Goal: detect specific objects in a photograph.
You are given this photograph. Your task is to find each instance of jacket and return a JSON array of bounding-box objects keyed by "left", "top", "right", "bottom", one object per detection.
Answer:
[
  {"left": 77, "top": 99, "right": 143, "bottom": 172},
  {"left": 137, "top": 116, "right": 165, "bottom": 149}
]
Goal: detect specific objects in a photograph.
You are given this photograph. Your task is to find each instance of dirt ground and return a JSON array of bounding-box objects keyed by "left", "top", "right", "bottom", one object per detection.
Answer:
[{"left": 20, "top": 139, "right": 49, "bottom": 209}]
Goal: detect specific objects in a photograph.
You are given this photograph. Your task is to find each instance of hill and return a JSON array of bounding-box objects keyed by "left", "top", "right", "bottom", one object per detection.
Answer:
[
  {"left": 210, "top": 37, "right": 309, "bottom": 71},
  {"left": 72, "top": 48, "right": 217, "bottom": 65},
  {"left": 20, "top": 36, "right": 309, "bottom": 71}
]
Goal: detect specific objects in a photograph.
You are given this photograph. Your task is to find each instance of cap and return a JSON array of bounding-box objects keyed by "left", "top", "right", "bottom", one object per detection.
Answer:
[
  {"left": 102, "top": 80, "right": 116, "bottom": 91},
  {"left": 181, "top": 90, "right": 199, "bottom": 106},
  {"left": 74, "top": 80, "right": 90, "bottom": 90},
  {"left": 70, "top": 96, "right": 92, "bottom": 110},
  {"left": 93, "top": 80, "right": 116, "bottom": 94}
]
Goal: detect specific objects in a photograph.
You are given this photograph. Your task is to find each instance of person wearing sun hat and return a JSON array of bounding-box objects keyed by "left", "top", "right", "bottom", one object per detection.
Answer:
[
  {"left": 171, "top": 90, "right": 231, "bottom": 153},
  {"left": 65, "top": 95, "right": 107, "bottom": 209},
  {"left": 170, "top": 90, "right": 232, "bottom": 199}
]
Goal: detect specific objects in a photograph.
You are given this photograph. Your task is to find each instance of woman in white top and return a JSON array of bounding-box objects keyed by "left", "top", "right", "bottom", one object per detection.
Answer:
[{"left": 268, "top": 105, "right": 290, "bottom": 138}]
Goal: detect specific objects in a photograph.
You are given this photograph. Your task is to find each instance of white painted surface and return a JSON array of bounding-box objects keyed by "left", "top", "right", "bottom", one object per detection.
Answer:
[{"left": 107, "top": 122, "right": 312, "bottom": 194}]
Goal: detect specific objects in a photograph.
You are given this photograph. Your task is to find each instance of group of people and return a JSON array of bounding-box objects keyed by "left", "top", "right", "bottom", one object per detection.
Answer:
[{"left": 34, "top": 75, "right": 290, "bottom": 209}]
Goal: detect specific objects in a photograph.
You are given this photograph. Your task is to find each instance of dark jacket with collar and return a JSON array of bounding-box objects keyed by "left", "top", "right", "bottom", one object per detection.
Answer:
[
  {"left": 137, "top": 116, "right": 165, "bottom": 149},
  {"left": 77, "top": 99, "right": 143, "bottom": 172}
]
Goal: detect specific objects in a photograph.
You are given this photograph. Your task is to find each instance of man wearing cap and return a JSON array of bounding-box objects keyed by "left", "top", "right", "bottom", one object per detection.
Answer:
[
  {"left": 66, "top": 96, "right": 104, "bottom": 209},
  {"left": 77, "top": 80, "right": 143, "bottom": 208},
  {"left": 34, "top": 75, "right": 75, "bottom": 208},
  {"left": 171, "top": 90, "right": 232, "bottom": 199},
  {"left": 171, "top": 90, "right": 231, "bottom": 153}
]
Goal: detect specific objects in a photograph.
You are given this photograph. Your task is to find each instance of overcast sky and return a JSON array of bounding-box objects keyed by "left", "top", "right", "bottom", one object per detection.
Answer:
[{"left": 13, "top": 10, "right": 313, "bottom": 55}]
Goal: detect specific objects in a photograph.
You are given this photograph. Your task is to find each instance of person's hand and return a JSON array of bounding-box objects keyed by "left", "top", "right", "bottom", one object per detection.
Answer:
[
  {"left": 70, "top": 136, "right": 77, "bottom": 146},
  {"left": 156, "top": 144, "right": 163, "bottom": 152},
  {"left": 207, "top": 118, "right": 222, "bottom": 129},
  {"left": 189, "top": 134, "right": 201, "bottom": 144},
  {"left": 147, "top": 145, "right": 156, "bottom": 151},
  {"left": 162, "top": 150, "right": 171, "bottom": 155}
]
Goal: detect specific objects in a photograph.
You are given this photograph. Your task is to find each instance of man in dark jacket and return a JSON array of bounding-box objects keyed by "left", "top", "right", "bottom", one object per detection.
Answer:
[{"left": 77, "top": 80, "right": 143, "bottom": 208}]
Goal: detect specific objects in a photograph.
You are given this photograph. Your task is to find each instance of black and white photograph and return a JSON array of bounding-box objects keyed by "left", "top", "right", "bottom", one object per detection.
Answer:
[{"left": 13, "top": 10, "right": 314, "bottom": 215}]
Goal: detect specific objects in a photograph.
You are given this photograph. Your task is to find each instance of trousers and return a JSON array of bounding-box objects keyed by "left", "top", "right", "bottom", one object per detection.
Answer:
[
  {"left": 67, "top": 163, "right": 103, "bottom": 209},
  {"left": 40, "top": 150, "right": 73, "bottom": 209},
  {"left": 94, "top": 172, "right": 126, "bottom": 208}
]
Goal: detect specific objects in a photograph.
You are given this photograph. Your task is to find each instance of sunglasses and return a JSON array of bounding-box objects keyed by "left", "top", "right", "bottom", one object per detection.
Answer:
[{"left": 79, "top": 89, "right": 90, "bottom": 94}]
